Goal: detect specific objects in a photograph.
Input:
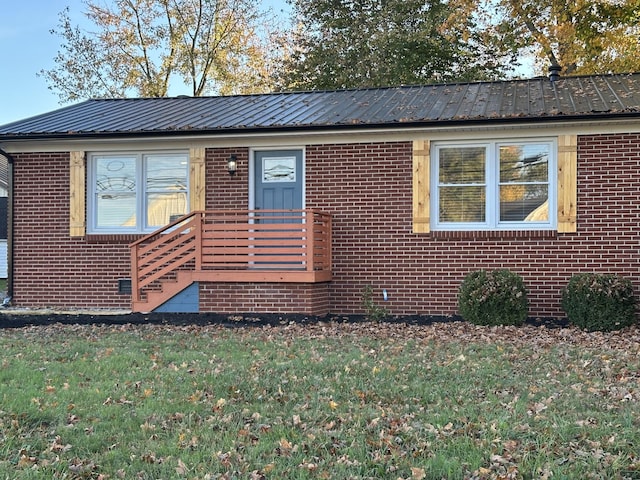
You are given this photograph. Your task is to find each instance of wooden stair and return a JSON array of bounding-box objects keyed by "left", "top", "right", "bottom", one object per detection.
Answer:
[{"left": 130, "top": 210, "right": 333, "bottom": 313}]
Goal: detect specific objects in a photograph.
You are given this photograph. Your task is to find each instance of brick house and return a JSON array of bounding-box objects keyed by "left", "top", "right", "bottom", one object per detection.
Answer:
[{"left": 1, "top": 72, "right": 640, "bottom": 318}]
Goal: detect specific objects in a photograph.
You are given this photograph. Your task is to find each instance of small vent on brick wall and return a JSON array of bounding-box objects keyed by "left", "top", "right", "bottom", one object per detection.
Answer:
[{"left": 118, "top": 279, "right": 132, "bottom": 295}]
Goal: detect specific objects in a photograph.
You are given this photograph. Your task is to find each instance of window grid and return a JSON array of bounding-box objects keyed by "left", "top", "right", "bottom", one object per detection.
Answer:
[
  {"left": 89, "top": 151, "right": 189, "bottom": 234},
  {"left": 432, "top": 140, "right": 556, "bottom": 231}
]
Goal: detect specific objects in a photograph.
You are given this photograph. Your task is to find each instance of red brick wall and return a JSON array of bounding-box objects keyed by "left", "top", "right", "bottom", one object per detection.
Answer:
[
  {"left": 206, "top": 148, "right": 250, "bottom": 210},
  {"left": 10, "top": 133, "right": 640, "bottom": 317},
  {"left": 301, "top": 137, "right": 640, "bottom": 318},
  {"left": 11, "top": 152, "right": 132, "bottom": 309},
  {"left": 200, "top": 283, "right": 330, "bottom": 315}
]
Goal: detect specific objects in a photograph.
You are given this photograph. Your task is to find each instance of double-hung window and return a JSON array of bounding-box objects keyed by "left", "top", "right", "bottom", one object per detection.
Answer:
[
  {"left": 89, "top": 151, "right": 189, "bottom": 233},
  {"left": 432, "top": 139, "right": 556, "bottom": 230}
]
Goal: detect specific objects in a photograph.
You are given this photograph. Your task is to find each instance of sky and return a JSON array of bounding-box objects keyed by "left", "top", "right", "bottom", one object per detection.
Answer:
[{"left": 0, "top": 0, "right": 290, "bottom": 126}]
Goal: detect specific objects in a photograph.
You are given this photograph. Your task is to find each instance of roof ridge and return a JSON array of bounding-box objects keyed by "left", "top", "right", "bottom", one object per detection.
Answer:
[
  {"left": 3, "top": 72, "right": 640, "bottom": 137},
  {"left": 85, "top": 72, "right": 640, "bottom": 103}
]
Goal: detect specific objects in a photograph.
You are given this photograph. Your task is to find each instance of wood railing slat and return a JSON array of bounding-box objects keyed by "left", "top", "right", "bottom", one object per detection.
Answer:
[{"left": 130, "top": 209, "right": 332, "bottom": 310}]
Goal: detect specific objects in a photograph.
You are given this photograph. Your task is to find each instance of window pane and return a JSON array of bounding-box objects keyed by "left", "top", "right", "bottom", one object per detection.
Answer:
[
  {"left": 500, "top": 185, "right": 548, "bottom": 221},
  {"left": 439, "top": 147, "right": 485, "bottom": 184},
  {"left": 96, "top": 156, "right": 136, "bottom": 191},
  {"left": 95, "top": 156, "right": 137, "bottom": 228},
  {"left": 438, "top": 146, "right": 486, "bottom": 223},
  {"left": 500, "top": 144, "right": 549, "bottom": 183},
  {"left": 146, "top": 192, "right": 188, "bottom": 227},
  {"left": 145, "top": 154, "right": 188, "bottom": 228},
  {"left": 499, "top": 144, "right": 549, "bottom": 222},
  {"left": 146, "top": 155, "right": 188, "bottom": 191},
  {"left": 440, "top": 186, "right": 486, "bottom": 222},
  {"left": 97, "top": 192, "right": 137, "bottom": 227}
]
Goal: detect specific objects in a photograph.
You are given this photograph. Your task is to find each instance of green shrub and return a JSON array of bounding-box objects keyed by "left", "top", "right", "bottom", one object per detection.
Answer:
[
  {"left": 561, "top": 273, "right": 636, "bottom": 332},
  {"left": 361, "top": 285, "right": 389, "bottom": 322},
  {"left": 458, "top": 269, "right": 528, "bottom": 326}
]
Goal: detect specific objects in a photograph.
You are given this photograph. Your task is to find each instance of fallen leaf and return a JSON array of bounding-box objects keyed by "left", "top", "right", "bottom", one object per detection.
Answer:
[
  {"left": 411, "top": 466, "right": 426, "bottom": 479},
  {"left": 175, "top": 458, "right": 188, "bottom": 475},
  {"left": 279, "top": 438, "right": 292, "bottom": 450}
]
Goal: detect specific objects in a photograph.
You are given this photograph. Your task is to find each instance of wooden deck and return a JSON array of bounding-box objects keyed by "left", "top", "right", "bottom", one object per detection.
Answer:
[{"left": 130, "top": 209, "right": 332, "bottom": 312}]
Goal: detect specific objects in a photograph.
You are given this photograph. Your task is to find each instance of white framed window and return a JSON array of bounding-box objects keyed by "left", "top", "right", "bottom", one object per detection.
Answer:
[
  {"left": 88, "top": 151, "right": 189, "bottom": 233},
  {"left": 431, "top": 139, "right": 556, "bottom": 230}
]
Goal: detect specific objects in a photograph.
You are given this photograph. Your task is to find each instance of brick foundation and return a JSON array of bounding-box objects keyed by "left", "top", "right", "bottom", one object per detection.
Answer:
[{"left": 199, "top": 282, "right": 330, "bottom": 315}]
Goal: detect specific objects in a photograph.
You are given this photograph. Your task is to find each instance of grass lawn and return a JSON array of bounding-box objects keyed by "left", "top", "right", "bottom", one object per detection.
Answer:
[{"left": 0, "top": 320, "right": 639, "bottom": 479}]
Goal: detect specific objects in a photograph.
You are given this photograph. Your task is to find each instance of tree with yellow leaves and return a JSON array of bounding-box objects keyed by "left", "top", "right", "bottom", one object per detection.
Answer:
[
  {"left": 495, "top": 0, "right": 640, "bottom": 75},
  {"left": 40, "top": 0, "right": 283, "bottom": 102}
]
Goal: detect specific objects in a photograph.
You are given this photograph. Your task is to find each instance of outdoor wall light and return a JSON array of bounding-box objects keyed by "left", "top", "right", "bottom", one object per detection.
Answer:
[{"left": 227, "top": 155, "right": 238, "bottom": 176}]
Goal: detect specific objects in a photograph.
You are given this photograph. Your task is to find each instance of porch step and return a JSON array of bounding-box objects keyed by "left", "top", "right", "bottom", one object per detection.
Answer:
[{"left": 132, "top": 271, "right": 195, "bottom": 313}]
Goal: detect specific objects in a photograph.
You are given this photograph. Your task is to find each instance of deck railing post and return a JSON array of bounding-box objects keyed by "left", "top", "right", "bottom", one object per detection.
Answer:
[
  {"left": 195, "top": 211, "right": 203, "bottom": 270},
  {"left": 305, "top": 209, "right": 315, "bottom": 271},
  {"left": 130, "top": 244, "right": 140, "bottom": 303}
]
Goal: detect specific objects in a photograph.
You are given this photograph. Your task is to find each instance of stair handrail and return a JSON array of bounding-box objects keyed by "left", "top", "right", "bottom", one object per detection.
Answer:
[{"left": 130, "top": 211, "right": 203, "bottom": 304}]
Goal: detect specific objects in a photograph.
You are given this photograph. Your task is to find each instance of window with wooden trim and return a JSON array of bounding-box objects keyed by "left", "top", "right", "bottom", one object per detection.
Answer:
[
  {"left": 412, "top": 136, "right": 577, "bottom": 233},
  {"left": 87, "top": 151, "right": 189, "bottom": 234}
]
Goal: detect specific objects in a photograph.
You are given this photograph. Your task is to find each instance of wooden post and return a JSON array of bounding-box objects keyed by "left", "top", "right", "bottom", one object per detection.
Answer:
[
  {"left": 325, "top": 213, "right": 332, "bottom": 272},
  {"left": 195, "top": 211, "right": 203, "bottom": 271},
  {"left": 130, "top": 244, "right": 140, "bottom": 304},
  {"left": 305, "top": 209, "right": 315, "bottom": 271}
]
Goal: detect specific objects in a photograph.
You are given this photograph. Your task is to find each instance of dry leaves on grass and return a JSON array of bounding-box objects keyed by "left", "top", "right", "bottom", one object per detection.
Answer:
[
  {"left": 8, "top": 317, "right": 640, "bottom": 363},
  {"left": 3, "top": 318, "right": 640, "bottom": 479}
]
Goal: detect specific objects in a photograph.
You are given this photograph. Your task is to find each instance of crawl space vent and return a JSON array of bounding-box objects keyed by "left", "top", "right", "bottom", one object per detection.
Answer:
[{"left": 118, "top": 279, "right": 132, "bottom": 295}]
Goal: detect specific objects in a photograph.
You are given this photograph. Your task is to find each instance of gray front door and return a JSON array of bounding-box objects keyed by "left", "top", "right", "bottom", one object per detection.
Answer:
[
  {"left": 253, "top": 150, "right": 304, "bottom": 267},
  {"left": 254, "top": 150, "right": 303, "bottom": 213}
]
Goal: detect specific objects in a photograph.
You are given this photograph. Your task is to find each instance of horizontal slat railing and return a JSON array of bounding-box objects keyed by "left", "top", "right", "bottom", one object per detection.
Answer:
[
  {"left": 202, "top": 211, "right": 313, "bottom": 270},
  {"left": 130, "top": 209, "right": 332, "bottom": 308}
]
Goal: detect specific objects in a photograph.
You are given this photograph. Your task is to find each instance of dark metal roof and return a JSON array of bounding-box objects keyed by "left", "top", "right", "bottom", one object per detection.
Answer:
[{"left": 3, "top": 73, "right": 640, "bottom": 140}]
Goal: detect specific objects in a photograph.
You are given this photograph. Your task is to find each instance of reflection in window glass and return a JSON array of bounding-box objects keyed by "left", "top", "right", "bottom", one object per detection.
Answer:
[
  {"left": 439, "top": 147, "right": 485, "bottom": 184},
  {"left": 440, "top": 186, "right": 486, "bottom": 222},
  {"left": 146, "top": 155, "right": 188, "bottom": 190},
  {"left": 97, "top": 193, "right": 136, "bottom": 227},
  {"left": 95, "top": 156, "right": 137, "bottom": 228},
  {"left": 146, "top": 193, "right": 188, "bottom": 227},
  {"left": 499, "top": 144, "right": 549, "bottom": 222},
  {"left": 500, "top": 186, "right": 548, "bottom": 221},
  {"left": 91, "top": 152, "right": 189, "bottom": 232},
  {"left": 145, "top": 155, "right": 188, "bottom": 228}
]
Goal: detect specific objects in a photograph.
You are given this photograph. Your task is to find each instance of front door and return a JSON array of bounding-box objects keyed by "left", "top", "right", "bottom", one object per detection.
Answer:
[
  {"left": 253, "top": 150, "right": 304, "bottom": 267},
  {"left": 254, "top": 150, "right": 303, "bottom": 214}
]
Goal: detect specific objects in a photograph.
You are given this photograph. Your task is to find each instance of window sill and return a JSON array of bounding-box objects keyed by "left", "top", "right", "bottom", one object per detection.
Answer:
[
  {"left": 86, "top": 234, "right": 147, "bottom": 244},
  {"left": 429, "top": 230, "right": 558, "bottom": 240}
]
